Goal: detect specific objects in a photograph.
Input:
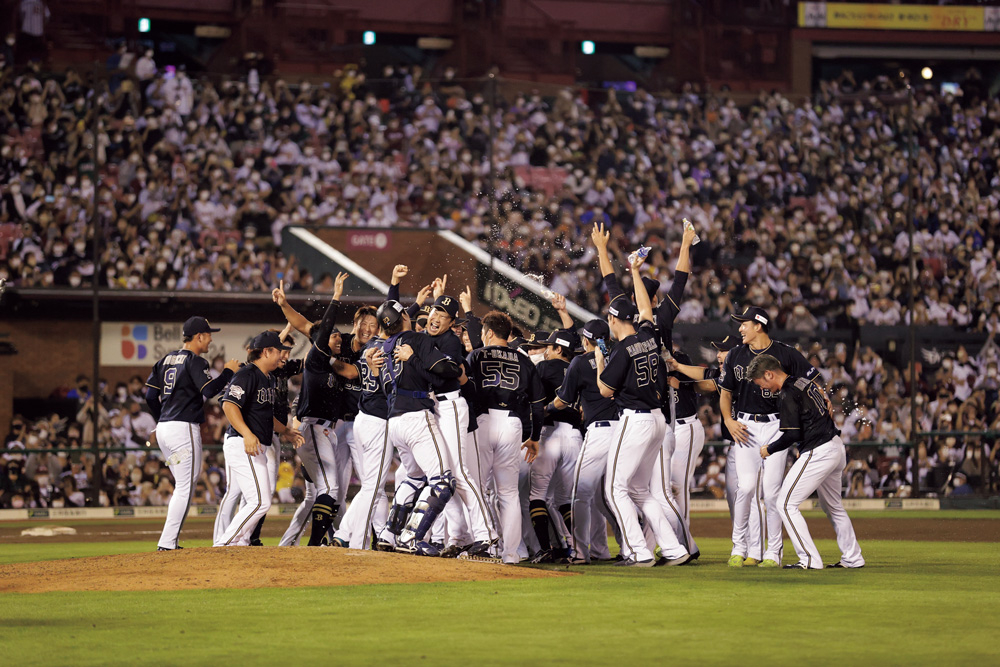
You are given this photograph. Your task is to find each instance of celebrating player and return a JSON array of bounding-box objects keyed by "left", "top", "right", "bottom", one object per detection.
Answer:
[
  {"left": 748, "top": 354, "right": 865, "bottom": 569},
  {"left": 595, "top": 252, "right": 691, "bottom": 567},
  {"left": 145, "top": 316, "right": 239, "bottom": 551},
  {"left": 215, "top": 331, "right": 304, "bottom": 546},
  {"left": 719, "top": 306, "right": 827, "bottom": 568}
]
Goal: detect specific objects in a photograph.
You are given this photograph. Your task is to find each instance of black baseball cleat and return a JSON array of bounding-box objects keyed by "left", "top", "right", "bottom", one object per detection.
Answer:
[
  {"left": 690, "top": 550, "right": 701, "bottom": 561},
  {"left": 249, "top": 539, "right": 264, "bottom": 547},
  {"left": 825, "top": 561, "right": 865, "bottom": 569},
  {"left": 439, "top": 544, "right": 466, "bottom": 559},
  {"left": 464, "top": 540, "right": 495, "bottom": 557},
  {"left": 157, "top": 546, "right": 182, "bottom": 551},
  {"left": 615, "top": 557, "right": 655, "bottom": 567},
  {"left": 783, "top": 563, "right": 808, "bottom": 569},
  {"left": 529, "top": 549, "right": 556, "bottom": 564},
  {"left": 654, "top": 553, "right": 694, "bottom": 567}
]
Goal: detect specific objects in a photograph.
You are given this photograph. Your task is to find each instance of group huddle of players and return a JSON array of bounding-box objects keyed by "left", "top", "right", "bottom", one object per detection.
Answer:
[{"left": 149, "top": 220, "right": 865, "bottom": 569}]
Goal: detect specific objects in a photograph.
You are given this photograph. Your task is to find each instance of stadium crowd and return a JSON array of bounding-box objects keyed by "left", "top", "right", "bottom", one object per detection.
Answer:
[{"left": 1, "top": 54, "right": 999, "bottom": 507}]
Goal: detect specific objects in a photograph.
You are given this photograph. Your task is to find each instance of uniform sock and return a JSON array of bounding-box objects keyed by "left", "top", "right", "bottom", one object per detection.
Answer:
[
  {"left": 530, "top": 499, "right": 552, "bottom": 550},
  {"left": 250, "top": 516, "right": 266, "bottom": 543}
]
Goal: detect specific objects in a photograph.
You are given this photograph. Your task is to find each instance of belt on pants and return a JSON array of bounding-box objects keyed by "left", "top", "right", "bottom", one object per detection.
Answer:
[
  {"left": 622, "top": 409, "right": 652, "bottom": 414},
  {"left": 737, "top": 412, "right": 779, "bottom": 423},
  {"left": 676, "top": 415, "right": 698, "bottom": 425},
  {"left": 436, "top": 390, "right": 461, "bottom": 401},
  {"left": 303, "top": 417, "right": 334, "bottom": 428},
  {"left": 590, "top": 421, "right": 616, "bottom": 428}
]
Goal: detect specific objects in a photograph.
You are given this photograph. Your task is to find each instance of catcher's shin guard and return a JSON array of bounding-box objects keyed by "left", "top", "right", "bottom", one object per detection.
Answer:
[
  {"left": 308, "top": 494, "right": 339, "bottom": 546},
  {"left": 399, "top": 472, "right": 455, "bottom": 544}
]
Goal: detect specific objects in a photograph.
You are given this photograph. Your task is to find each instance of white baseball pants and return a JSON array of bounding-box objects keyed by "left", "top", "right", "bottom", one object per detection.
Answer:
[
  {"left": 731, "top": 417, "right": 785, "bottom": 561},
  {"left": 213, "top": 436, "right": 279, "bottom": 544},
  {"left": 214, "top": 436, "right": 272, "bottom": 546},
  {"left": 570, "top": 421, "right": 619, "bottom": 562},
  {"left": 297, "top": 417, "right": 340, "bottom": 499},
  {"left": 605, "top": 410, "right": 687, "bottom": 563},
  {"left": 334, "top": 412, "right": 392, "bottom": 549},
  {"left": 780, "top": 436, "right": 865, "bottom": 569},
  {"left": 388, "top": 410, "right": 447, "bottom": 481},
  {"left": 670, "top": 417, "right": 706, "bottom": 554},
  {"left": 438, "top": 397, "right": 495, "bottom": 545},
  {"left": 335, "top": 419, "right": 361, "bottom": 516},
  {"left": 476, "top": 409, "right": 524, "bottom": 564},
  {"left": 155, "top": 421, "right": 202, "bottom": 550}
]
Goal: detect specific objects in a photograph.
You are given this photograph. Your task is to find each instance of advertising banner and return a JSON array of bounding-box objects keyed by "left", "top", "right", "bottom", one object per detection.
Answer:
[{"left": 799, "top": 2, "right": 993, "bottom": 31}]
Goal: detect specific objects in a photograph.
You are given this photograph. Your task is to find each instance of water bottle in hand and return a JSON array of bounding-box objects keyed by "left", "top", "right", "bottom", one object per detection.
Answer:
[
  {"left": 627, "top": 246, "right": 651, "bottom": 265},
  {"left": 683, "top": 218, "right": 701, "bottom": 246}
]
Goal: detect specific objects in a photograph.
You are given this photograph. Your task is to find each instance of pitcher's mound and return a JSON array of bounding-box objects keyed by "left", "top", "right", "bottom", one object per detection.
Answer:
[{"left": 0, "top": 547, "right": 571, "bottom": 594}]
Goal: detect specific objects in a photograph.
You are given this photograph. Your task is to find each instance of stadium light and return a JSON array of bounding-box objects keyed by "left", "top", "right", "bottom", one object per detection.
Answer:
[
  {"left": 581, "top": 40, "right": 595, "bottom": 55},
  {"left": 138, "top": 18, "right": 151, "bottom": 33},
  {"left": 921, "top": 67, "right": 933, "bottom": 80},
  {"left": 363, "top": 31, "right": 376, "bottom": 46}
]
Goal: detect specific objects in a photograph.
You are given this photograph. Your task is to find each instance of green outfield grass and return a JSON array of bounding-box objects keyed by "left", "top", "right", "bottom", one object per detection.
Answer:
[{"left": 2, "top": 529, "right": 998, "bottom": 666}]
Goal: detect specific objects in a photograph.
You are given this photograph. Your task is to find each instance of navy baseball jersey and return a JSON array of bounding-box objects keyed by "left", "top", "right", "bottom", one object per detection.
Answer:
[
  {"left": 599, "top": 321, "right": 665, "bottom": 411},
  {"left": 467, "top": 345, "right": 546, "bottom": 441},
  {"left": 271, "top": 358, "right": 303, "bottom": 427},
  {"left": 557, "top": 351, "right": 619, "bottom": 429},
  {"left": 356, "top": 337, "right": 389, "bottom": 420},
  {"left": 296, "top": 299, "right": 343, "bottom": 421},
  {"left": 145, "top": 349, "right": 233, "bottom": 423},
  {"left": 223, "top": 363, "right": 276, "bottom": 445},
  {"left": 536, "top": 358, "right": 582, "bottom": 429},
  {"left": 703, "top": 366, "right": 732, "bottom": 441},
  {"left": 381, "top": 331, "right": 462, "bottom": 417},
  {"left": 670, "top": 349, "right": 699, "bottom": 420},
  {"left": 766, "top": 376, "right": 840, "bottom": 455},
  {"left": 427, "top": 329, "right": 466, "bottom": 395},
  {"left": 337, "top": 333, "right": 363, "bottom": 420},
  {"left": 719, "top": 341, "right": 820, "bottom": 415}
]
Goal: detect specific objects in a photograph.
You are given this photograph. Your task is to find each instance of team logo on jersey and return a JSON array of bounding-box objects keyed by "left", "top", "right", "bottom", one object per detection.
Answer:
[
  {"left": 120, "top": 324, "right": 149, "bottom": 361},
  {"left": 228, "top": 385, "right": 245, "bottom": 400}
]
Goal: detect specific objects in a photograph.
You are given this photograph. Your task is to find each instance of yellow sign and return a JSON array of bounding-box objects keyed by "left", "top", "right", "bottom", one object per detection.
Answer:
[{"left": 799, "top": 2, "right": 994, "bottom": 31}]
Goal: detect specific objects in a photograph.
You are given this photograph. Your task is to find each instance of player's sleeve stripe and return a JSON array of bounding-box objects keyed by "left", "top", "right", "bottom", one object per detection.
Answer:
[
  {"left": 531, "top": 397, "right": 546, "bottom": 403},
  {"left": 428, "top": 358, "right": 446, "bottom": 369},
  {"left": 199, "top": 379, "right": 214, "bottom": 391},
  {"left": 145, "top": 382, "right": 161, "bottom": 389},
  {"left": 221, "top": 397, "right": 239, "bottom": 406},
  {"left": 665, "top": 293, "right": 679, "bottom": 310}
]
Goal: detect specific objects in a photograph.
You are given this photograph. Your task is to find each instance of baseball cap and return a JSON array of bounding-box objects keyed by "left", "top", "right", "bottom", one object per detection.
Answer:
[
  {"left": 543, "top": 329, "right": 580, "bottom": 351},
  {"left": 712, "top": 335, "right": 739, "bottom": 352},
  {"left": 581, "top": 319, "right": 610, "bottom": 342},
  {"left": 250, "top": 330, "right": 293, "bottom": 351},
  {"left": 183, "top": 316, "right": 220, "bottom": 337},
  {"left": 376, "top": 300, "right": 405, "bottom": 329},
  {"left": 416, "top": 305, "right": 431, "bottom": 327},
  {"left": 430, "top": 295, "right": 460, "bottom": 320},
  {"left": 520, "top": 330, "right": 551, "bottom": 349},
  {"left": 608, "top": 295, "right": 637, "bottom": 321},
  {"left": 641, "top": 276, "right": 660, "bottom": 301},
  {"left": 731, "top": 306, "right": 770, "bottom": 331}
]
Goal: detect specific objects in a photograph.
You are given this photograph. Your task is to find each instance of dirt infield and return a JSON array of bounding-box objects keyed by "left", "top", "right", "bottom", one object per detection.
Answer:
[
  {"left": 0, "top": 548, "right": 570, "bottom": 594},
  {"left": 1, "top": 515, "right": 996, "bottom": 545}
]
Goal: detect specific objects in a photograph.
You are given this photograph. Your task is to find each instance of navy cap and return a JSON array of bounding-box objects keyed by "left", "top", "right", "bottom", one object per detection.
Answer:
[
  {"left": 581, "top": 319, "right": 610, "bottom": 342},
  {"left": 641, "top": 276, "right": 660, "bottom": 301},
  {"left": 543, "top": 329, "right": 580, "bottom": 350},
  {"left": 520, "top": 330, "right": 551, "bottom": 349},
  {"left": 712, "top": 335, "right": 739, "bottom": 352},
  {"left": 183, "top": 316, "right": 220, "bottom": 337},
  {"left": 250, "top": 330, "right": 293, "bottom": 351},
  {"left": 731, "top": 305, "right": 770, "bottom": 330},
  {"left": 430, "top": 295, "right": 460, "bottom": 320},
  {"left": 608, "top": 295, "right": 637, "bottom": 321},
  {"left": 377, "top": 300, "right": 405, "bottom": 329}
]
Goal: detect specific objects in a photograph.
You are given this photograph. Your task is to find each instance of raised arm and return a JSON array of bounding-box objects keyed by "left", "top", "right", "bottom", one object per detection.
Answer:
[
  {"left": 550, "top": 293, "right": 574, "bottom": 329},
  {"left": 272, "top": 279, "right": 311, "bottom": 336},
  {"left": 630, "top": 254, "right": 654, "bottom": 324}
]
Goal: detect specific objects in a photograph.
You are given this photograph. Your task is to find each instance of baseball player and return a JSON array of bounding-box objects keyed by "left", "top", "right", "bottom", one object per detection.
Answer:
[
  {"left": 595, "top": 253, "right": 691, "bottom": 567},
  {"left": 145, "top": 316, "right": 238, "bottom": 551},
  {"left": 330, "top": 330, "right": 393, "bottom": 550},
  {"left": 215, "top": 331, "right": 304, "bottom": 546},
  {"left": 554, "top": 318, "right": 622, "bottom": 564},
  {"left": 271, "top": 275, "right": 349, "bottom": 547},
  {"left": 466, "top": 310, "right": 544, "bottom": 564},
  {"left": 371, "top": 300, "right": 464, "bottom": 556},
  {"left": 748, "top": 354, "right": 865, "bottom": 569},
  {"left": 214, "top": 325, "right": 300, "bottom": 546},
  {"left": 332, "top": 305, "right": 379, "bottom": 539},
  {"left": 527, "top": 326, "right": 583, "bottom": 563},
  {"left": 719, "top": 305, "right": 827, "bottom": 568}
]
